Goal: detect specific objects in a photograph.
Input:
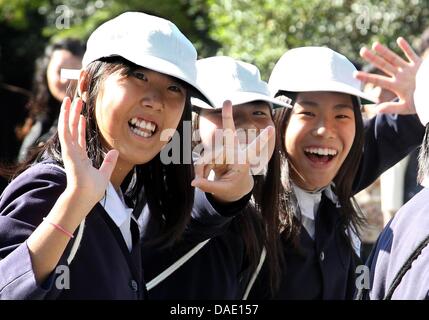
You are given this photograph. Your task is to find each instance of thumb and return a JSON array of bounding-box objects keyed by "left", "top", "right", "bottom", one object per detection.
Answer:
[
  {"left": 374, "top": 101, "right": 412, "bottom": 115},
  {"left": 99, "top": 149, "right": 119, "bottom": 180}
]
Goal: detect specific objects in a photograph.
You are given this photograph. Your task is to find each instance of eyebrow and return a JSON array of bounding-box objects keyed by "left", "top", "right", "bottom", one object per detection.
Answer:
[
  {"left": 297, "top": 100, "right": 353, "bottom": 110},
  {"left": 333, "top": 104, "right": 354, "bottom": 111}
]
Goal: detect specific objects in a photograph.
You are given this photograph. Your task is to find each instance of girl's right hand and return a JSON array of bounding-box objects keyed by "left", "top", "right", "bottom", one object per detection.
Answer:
[{"left": 58, "top": 97, "right": 119, "bottom": 206}]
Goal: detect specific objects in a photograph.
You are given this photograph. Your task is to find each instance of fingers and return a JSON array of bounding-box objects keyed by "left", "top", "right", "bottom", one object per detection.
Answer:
[
  {"left": 360, "top": 47, "right": 396, "bottom": 76},
  {"left": 69, "top": 98, "right": 83, "bottom": 140},
  {"left": 222, "top": 100, "right": 236, "bottom": 132},
  {"left": 354, "top": 71, "right": 394, "bottom": 92},
  {"left": 99, "top": 149, "right": 119, "bottom": 180},
  {"left": 58, "top": 97, "right": 72, "bottom": 147},
  {"left": 371, "top": 41, "right": 408, "bottom": 69},
  {"left": 78, "top": 115, "right": 86, "bottom": 151},
  {"left": 373, "top": 101, "right": 407, "bottom": 114},
  {"left": 396, "top": 37, "right": 421, "bottom": 64}
]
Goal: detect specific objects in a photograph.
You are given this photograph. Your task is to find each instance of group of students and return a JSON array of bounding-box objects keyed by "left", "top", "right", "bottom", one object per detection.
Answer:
[{"left": 0, "top": 11, "right": 427, "bottom": 300}]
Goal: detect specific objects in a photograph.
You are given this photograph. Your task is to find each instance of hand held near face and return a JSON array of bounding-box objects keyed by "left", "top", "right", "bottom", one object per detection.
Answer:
[{"left": 192, "top": 100, "right": 274, "bottom": 203}]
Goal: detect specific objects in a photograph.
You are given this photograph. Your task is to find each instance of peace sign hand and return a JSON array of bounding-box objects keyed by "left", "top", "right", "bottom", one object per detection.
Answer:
[
  {"left": 191, "top": 100, "right": 275, "bottom": 203},
  {"left": 58, "top": 97, "right": 119, "bottom": 209}
]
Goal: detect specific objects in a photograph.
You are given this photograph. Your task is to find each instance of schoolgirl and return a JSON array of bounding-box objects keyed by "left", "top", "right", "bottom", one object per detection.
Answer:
[
  {"left": 0, "top": 12, "right": 252, "bottom": 299},
  {"left": 140, "top": 56, "right": 290, "bottom": 299},
  {"left": 247, "top": 45, "right": 425, "bottom": 299}
]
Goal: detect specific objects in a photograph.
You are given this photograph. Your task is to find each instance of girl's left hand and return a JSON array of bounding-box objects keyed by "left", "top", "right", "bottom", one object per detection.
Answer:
[
  {"left": 355, "top": 37, "right": 422, "bottom": 115},
  {"left": 191, "top": 101, "right": 275, "bottom": 203}
]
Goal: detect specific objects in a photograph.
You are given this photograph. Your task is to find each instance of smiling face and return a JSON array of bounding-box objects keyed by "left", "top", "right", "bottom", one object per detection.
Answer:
[
  {"left": 284, "top": 91, "right": 356, "bottom": 191},
  {"left": 198, "top": 101, "right": 276, "bottom": 162},
  {"left": 93, "top": 66, "right": 187, "bottom": 177}
]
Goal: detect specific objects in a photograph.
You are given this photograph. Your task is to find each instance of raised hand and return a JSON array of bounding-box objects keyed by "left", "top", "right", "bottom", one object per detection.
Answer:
[
  {"left": 355, "top": 37, "right": 422, "bottom": 114},
  {"left": 58, "top": 97, "right": 119, "bottom": 205},
  {"left": 191, "top": 100, "right": 275, "bottom": 203}
]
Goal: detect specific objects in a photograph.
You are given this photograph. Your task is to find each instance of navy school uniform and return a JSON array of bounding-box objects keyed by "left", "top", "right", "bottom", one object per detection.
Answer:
[
  {"left": 141, "top": 113, "right": 425, "bottom": 300},
  {"left": 0, "top": 162, "right": 145, "bottom": 299},
  {"left": 359, "top": 187, "right": 429, "bottom": 300},
  {"left": 0, "top": 159, "right": 248, "bottom": 299},
  {"left": 249, "top": 113, "right": 425, "bottom": 300}
]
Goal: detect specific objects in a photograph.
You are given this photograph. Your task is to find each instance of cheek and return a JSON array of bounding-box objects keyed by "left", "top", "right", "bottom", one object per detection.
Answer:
[
  {"left": 341, "top": 123, "right": 356, "bottom": 156},
  {"left": 198, "top": 116, "right": 221, "bottom": 147},
  {"left": 165, "top": 103, "right": 185, "bottom": 131},
  {"left": 284, "top": 119, "right": 301, "bottom": 159}
]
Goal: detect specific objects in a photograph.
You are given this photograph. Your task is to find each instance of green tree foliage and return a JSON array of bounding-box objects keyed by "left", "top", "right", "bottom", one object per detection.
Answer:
[{"left": 206, "top": 0, "right": 429, "bottom": 78}]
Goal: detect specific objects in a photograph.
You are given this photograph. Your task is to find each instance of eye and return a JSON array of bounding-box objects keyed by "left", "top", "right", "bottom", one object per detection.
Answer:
[
  {"left": 168, "top": 84, "right": 184, "bottom": 93},
  {"left": 299, "top": 111, "right": 315, "bottom": 117},
  {"left": 253, "top": 110, "right": 269, "bottom": 116},
  {"left": 336, "top": 114, "right": 352, "bottom": 119},
  {"left": 132, "top": 71, "right": 147, "bottom": 81}
]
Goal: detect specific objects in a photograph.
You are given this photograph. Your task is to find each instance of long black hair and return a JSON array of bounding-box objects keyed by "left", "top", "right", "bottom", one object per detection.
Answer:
[
  {"left": 274, "top": 90, "right": 365, "bottom": 250},
  {"left": 11, "top": 56, "right": 195, "bottom": 246}
]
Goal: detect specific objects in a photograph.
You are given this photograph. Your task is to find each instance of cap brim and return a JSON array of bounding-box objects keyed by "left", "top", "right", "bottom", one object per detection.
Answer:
[
  {"left": 191, "top": 91, "right": 292, "bottom": 110},
  {"left": 68, "top": 52, "right": 217, "bottom": 108},
  {"left": 272, "top": 80, "right": 379, "bottom": 105},
  {"left": 123, "top": 53, "right": 217, "bottom": 108}
]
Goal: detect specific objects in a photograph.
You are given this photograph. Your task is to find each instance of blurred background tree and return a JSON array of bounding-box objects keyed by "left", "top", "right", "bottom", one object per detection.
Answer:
[
  {"left": 207, "top": 0, "right": 429, "bottom": 77},
  {"left": 0, "top": 0, "right": 428, "bottom": 165}
]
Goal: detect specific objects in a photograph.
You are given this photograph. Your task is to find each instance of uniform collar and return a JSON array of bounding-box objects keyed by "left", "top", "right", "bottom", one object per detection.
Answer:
[
  {"left": 292, "top": 182, "right": 340, "bottom": 220},
  {"left": 100, "top": 182, "right": 133, "bottom": 227}
]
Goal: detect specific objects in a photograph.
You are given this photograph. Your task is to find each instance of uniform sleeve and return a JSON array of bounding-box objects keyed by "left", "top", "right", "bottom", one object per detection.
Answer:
[
  {"left": 0, "top": 163, "right": 71, "bottom": 300},
  {"left": 140, "top": 188, "right": 251, "bottom": 284},
  {"left": 353, "top": 113, "right": 425, "bottom": 194},
  {"left": 183, "top": 188, "right": 252, "bottom": 243}
]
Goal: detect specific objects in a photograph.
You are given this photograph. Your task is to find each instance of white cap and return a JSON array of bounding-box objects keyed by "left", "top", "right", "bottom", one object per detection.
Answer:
[
  {"left": 268, "top": 46, "right": 378, "bottom": 104},
  {"left": 414, "top": 58, "right": 429, "bottom": 126},
  {"left": 61, "top": 11, "right": 214, "bottom": 106},
  {"left": 190, "top": 56, "right": 292, "bottom": 109}
]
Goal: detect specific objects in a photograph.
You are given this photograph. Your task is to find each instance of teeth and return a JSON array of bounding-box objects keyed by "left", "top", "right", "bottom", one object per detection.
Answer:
[
  {"left": 129, "top": 117, "right": 157, "bottom": 132},
  {"left": 304, "top": 147, "right": 337, "bottom": 156},
  {"left": 131, "top": 126, "right": 153, "bottom": 138}
]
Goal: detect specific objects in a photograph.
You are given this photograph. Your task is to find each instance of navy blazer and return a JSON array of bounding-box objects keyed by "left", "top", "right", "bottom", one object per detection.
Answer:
[
  {"left": 0, "top": 163, "right": 145, "bottom": 299},
  {"left": 142, "top": 113, "right": 425, "bottom": 300},
  {"left": 0, "top": 160, "right": 250, "bottom": 299},
  {"left": 361, "top": 187, "right": 429, "bottom": 300},
  {"left": 250, "top": 113, "right": 425, "bottom": 300}
]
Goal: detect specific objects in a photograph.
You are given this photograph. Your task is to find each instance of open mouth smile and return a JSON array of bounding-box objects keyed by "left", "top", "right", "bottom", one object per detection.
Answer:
[
  {"left": 128, "top": 117, "right": 158, "bottom": 138},
  {"left": 303, "top": 147, "right": 338, "bottom": 164}
]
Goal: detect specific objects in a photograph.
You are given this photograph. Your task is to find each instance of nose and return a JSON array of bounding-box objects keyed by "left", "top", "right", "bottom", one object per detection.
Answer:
[
  {"left": 312, "top": 117, "right": 336, "bottom": 139},
  {"left": 141, "top": 86, "right": 164, "bottom": 111}
]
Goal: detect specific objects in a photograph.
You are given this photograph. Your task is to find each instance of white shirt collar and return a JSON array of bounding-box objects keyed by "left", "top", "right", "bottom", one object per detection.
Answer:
[
  {"left": 291, "top": 182, "right": 360, "bottom": 256},
  {"left": 292, "top": 183, "right": 322, "bottom": 221},
  {"left": 99, "top": 183, "right": 134, "bottom": 251}
]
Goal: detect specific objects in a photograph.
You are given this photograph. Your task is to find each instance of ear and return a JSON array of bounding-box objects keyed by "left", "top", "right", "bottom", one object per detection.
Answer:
[{"left": 78, "top": 69, "right": 89, "bottom": 102}]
